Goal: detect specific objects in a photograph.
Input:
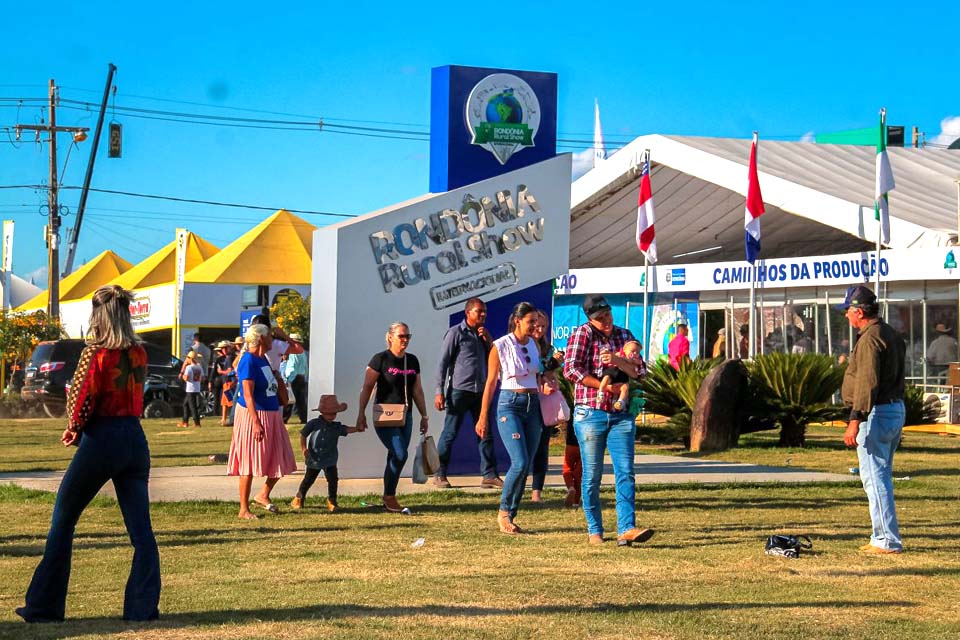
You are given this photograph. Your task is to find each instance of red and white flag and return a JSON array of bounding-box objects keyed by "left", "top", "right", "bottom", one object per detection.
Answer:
[{"left": 636, "top": 152, "right": 657, "bottom": 263}]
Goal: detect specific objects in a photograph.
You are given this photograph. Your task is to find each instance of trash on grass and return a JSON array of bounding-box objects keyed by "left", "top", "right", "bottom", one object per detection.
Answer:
[{"left": 411, "top": 537, "right": 425, "bottom": 548}]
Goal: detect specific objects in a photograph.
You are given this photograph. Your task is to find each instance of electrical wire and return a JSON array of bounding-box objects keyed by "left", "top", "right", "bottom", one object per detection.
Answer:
[{"left": 57, "top": 185, "right": 355, "bottom": 217}]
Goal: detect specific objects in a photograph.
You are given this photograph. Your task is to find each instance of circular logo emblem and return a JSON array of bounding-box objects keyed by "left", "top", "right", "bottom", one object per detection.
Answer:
[{"left": 466, "top": 73, "right": 540, "bottom": 165}]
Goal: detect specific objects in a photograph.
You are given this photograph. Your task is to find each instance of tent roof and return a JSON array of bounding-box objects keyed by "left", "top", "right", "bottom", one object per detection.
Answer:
[
  {"left": 16, "top": 250, "right": 133, "bottom": 311},
  {"left": 571, "top": 134, "right": 960, "bottom": 268},
  {"left": 185, "top": 209, "right": 316, "bottom": 285},
  {"left": 101, "top": 232, "right": 220, "bottom": 293},
  {"left": 7, "top": 273, "right": 42, "bottom": 309}
]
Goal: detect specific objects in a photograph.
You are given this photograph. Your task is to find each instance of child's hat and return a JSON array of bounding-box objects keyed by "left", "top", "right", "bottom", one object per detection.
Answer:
[{"left": 313, "top": 394, "right": 348, "bottom": 414}]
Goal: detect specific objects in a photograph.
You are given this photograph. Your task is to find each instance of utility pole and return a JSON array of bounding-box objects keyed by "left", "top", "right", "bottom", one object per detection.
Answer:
[
  {"left": 64, "top": 63, "right": 116, "bottom": 278},
  {"left": 15, "top": 79, "right": 88, "bottom": 318}
]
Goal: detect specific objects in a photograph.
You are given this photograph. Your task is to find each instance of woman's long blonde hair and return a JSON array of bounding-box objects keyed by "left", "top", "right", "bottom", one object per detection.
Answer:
[{"left": 87, "top": 285, "right": 142, "bottom": 350}]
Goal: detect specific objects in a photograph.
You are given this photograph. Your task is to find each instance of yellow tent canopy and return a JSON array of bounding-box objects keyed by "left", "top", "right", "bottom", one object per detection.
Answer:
[
  {"left": 16, "top": 250, "right": 133, "bottom": 311},
  {"left": 185, "top": 209, "right": 316, "bottom": 285},
  {"left": 98, "top": 232, "right": 220, "bottom": 293}
]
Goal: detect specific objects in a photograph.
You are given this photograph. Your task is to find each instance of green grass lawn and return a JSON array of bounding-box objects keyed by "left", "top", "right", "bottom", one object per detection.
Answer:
[{"left": 0, "top": 423, "right": 957, "bottom": 639}]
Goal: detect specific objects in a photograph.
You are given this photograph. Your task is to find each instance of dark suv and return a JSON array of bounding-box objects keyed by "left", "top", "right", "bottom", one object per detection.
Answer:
[{"left": 22, "top": 339, "right": 186, "bottom": 419}]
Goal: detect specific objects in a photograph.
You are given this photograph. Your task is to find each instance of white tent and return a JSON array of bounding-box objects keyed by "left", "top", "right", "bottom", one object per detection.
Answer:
[{"left": 572, "top": 134, "right": 960, "bottom": 268}]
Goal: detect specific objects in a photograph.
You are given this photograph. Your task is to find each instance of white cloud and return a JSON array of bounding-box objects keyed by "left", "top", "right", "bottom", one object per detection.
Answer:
[
  {"left": 571, "top": 149, "right": 595, "bottom": 181},
  {"left": 21, "top": 266, "right": 47, "bottom": 286},
  {"left": 930, "top": 115, "right": 960, "bottom": 147},
  {"left": 800, "top": 131, "right": 815, "bottom": 143}
]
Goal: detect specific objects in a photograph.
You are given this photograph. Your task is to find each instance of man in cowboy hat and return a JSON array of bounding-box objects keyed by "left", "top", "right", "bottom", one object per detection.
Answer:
[
  {"left": 209, "top": 341, "right": 233, "bottom": 417},
  {"left": 838, "top": 285, "right": 907, "bottom": 554},
  {"left": 926, "top": 322, "right": 958, "bottom": 380},
  {"left": 291, "top": 394, "right": 364, "bottom": 513},
  {"left": 283, "top": 333, "right": 308, "bottom": 424}
]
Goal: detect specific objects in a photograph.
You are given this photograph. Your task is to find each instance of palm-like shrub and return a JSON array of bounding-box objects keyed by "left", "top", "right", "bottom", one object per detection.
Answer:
[
  {"left": 640, "top": 357, "right": 721, "bottom": 429},
  {"left": 904, "top": 385, "right": 940, "bottom": 426},
  {"left": 746, "top": 352, "right": 845, "bottom": 447}
]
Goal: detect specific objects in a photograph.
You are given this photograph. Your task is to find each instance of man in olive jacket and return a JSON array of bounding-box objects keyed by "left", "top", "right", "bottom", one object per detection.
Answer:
[{"left": 839, "top": 285, "right": 906, "bottom": 554}]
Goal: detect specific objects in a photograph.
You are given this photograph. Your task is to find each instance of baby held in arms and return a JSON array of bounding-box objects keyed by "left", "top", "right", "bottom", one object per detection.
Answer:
[{"left": 598, "top": 340, "right": 642, "bottom": 412}]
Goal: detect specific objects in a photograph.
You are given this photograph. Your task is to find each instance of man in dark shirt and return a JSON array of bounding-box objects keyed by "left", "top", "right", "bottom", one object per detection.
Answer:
[
  {"left": 433, "top": 298, "right": 502, "bottom": 489},
  {"left": 839, "top": 285, "right": 906, "bottom": 554}
]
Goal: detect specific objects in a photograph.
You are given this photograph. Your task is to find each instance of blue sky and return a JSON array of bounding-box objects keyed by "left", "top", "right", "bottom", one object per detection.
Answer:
[{"left": 3, "top": 0, "right": 958, "bottom": 284}]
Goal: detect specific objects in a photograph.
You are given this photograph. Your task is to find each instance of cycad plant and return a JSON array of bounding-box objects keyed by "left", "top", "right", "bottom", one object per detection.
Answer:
[
  {"left": 640, "top": 357, "right": 721, "bottom": 429},
  {"left": 903, "top": 385, "right": 940, "bottom": 426},
  {"left": 746, "top": 352, "right": 845, "bottom": 447}
]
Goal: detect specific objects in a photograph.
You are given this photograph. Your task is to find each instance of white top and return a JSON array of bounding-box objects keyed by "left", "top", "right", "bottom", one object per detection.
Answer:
[
  {"left": 183, "top": 363, "right": 203, "bottom": 393},
  {"left": 265, "top": 338, "right": 289, "bottom": 370},
  {"left": 494, "top": 333, "right": 539, "bottom": 390}
]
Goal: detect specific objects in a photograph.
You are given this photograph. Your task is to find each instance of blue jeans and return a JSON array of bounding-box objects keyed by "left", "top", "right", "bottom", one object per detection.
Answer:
[
  {"left": 437, "top": 389, "right": 497, "bottom": 478},
  {"left": 857, "top": 401, "right": 905, "bottom": 551},
  {"left": 21, "top": 417, "right": 161, "bottom": 621},
  {"left": 496, "top": 391, "right": 543, "bottom": 517},
  {"left": 375, "top": 411, "right": 413, "bottom": 496},
  {"left": 574, "top": 405, "right": 637, "bottom": 536}
]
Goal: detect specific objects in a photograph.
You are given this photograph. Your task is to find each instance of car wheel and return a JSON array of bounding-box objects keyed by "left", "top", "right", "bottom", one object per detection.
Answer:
[
  {"left": 201, "top": 390, "right": 217, "bottom": 416},
  {"left": 42, "top": 402, "right": 66, "bottom": 419},
  {"left": 143, "top": 399, "right": 175, "bottom": 419}
]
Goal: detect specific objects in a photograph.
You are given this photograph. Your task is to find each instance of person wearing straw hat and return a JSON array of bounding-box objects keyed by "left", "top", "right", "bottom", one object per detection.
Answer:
[
  {"left": 926, "top": 322, "right": 958, "bottom": 379},
  {"left": 178, "top": 351, "right": 204, "bottom": 428},
  {"left": 283, "top": 333, "right": 309, "bottom": 424},
  {"left": 210, "top": 341, "right": 232, "bottom": 419},
  {"left": 291, "top": 394, "right": 364, "bottom": 512}
]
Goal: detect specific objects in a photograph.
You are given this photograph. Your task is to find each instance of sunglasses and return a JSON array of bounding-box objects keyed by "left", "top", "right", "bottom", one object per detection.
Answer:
[
  {"left": 396, "top": 334, "right": 412, "bottom": 340},
  {"left": 520, "top": 344, "right": 531, "bottom": 364}
]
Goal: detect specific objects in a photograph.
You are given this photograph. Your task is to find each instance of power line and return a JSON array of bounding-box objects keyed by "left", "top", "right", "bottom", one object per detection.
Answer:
[{"left": 57, "top": 185, "right": 355, "bottom": 217}]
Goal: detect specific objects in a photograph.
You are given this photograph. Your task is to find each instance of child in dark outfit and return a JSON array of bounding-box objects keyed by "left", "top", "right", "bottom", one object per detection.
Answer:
[{"left": 291, "top": 394, "right": 363, "bottom": 512}]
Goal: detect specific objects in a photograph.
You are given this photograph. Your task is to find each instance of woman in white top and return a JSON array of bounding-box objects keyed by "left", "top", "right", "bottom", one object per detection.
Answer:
[{"left": 476, "top": 301, "right": 544, "bottom": 534}]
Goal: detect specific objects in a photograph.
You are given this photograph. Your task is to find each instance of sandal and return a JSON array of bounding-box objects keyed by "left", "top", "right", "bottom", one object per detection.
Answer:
[
  {"left": 498, "top": 511, "right": 521, "bottom": 535},
  {"left": 383, "top": 496, "right": 411, "bottom": 514},
  {"left": 254, "top": 500, "right": 279, "bottom": 514}
]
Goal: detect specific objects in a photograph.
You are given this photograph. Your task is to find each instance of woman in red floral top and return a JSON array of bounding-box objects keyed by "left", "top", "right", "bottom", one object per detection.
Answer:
[{"left": 16, "top": 285, "right": 160, "bottom": 624}]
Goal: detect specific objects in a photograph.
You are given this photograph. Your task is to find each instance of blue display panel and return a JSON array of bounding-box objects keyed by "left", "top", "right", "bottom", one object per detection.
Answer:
[{"left": 430, "top": 65, "right": 558, "bottom": 193}]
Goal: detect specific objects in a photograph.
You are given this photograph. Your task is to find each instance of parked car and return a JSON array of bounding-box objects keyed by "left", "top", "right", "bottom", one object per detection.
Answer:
[{"left": 22, "top": 339, "right": 186, "bottom": 419}]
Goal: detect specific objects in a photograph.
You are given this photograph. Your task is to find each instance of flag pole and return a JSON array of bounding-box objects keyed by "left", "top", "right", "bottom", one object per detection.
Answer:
[
  {"left": 643, "top": 255, "right": 650, "bottom": 359},
  {"left": 875, "top": 107, "right": 885, "bottom": 293}
]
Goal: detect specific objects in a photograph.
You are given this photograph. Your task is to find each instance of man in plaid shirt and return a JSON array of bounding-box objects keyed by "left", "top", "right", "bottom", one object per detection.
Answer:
[{"left": 563, "top": 294, "right": 654, "bottom": 547}]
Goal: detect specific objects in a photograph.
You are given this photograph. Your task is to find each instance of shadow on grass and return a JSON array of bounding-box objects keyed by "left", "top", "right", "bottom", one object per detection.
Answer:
[
  {"left": 0, "top": 599, "right": 918, "bottom": 638},
  {"left": 0, "top": 521, "right": 419, "bottom": 558}
]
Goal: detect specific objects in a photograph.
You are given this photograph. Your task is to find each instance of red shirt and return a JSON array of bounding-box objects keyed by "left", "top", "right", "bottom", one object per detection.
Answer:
[
  {"left": 66, "top": 345, "right": 147, "bottom": 432},
  {"left": 563, "top": 323, "right": 643, "bottom": 412}
]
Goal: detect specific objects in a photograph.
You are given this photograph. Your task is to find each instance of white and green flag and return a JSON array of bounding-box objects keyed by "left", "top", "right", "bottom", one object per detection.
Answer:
[{"left": 875, "top": 109, "right": 895, "bottom": 244}]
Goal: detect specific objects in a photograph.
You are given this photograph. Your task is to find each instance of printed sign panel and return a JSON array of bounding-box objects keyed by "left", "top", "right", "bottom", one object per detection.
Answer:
[
  {"left": 556, "top": 248, "right": 960, "bottom": 296},
  {"left": 430, "top": 65, "right": 557, "bottom": 193}
]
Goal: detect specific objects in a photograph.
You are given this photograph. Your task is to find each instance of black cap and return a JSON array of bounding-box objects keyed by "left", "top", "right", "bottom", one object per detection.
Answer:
[
  {"left": 583, "top": 294, "right": 611, "bottom": 318},
  {"left": 836, "top": 285, "right": 877, "bottom": 310}
]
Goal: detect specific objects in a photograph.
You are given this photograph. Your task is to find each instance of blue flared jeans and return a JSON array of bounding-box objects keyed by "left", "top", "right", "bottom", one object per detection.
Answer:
[
  {"left": 573, "top": 405, "right": 637, "bottom": 536},
  {"left": 857, "top": 401, "right": 905, "bottom": 551},
  {"left": 375, "top": 411, "right": 413, "bottom": 496},
  {"left": 21, "top": 416, "right": 161, "bottom": 622},
  {"left": 496, "top": 391, "right": 544, "bottom": 517}
]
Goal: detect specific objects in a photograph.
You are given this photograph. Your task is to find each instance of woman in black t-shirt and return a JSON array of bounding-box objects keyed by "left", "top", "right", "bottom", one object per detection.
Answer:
[{"left": 357, "top": 321, "right": 429, "bottom": 513}]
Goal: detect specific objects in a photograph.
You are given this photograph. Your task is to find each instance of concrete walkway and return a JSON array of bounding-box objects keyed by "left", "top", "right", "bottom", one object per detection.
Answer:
[{"left": 0, "top": 455, "right": 852, "bottom": 503}]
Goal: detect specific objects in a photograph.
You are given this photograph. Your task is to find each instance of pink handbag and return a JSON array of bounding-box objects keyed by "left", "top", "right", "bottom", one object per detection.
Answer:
[{"left": 538, "top": 379, "right": 570, "bottom": 427}]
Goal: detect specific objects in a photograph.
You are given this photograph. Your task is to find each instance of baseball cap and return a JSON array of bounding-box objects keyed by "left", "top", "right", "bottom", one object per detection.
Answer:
[
  {"left": 836, "top": 285, "right": 877, "bottom": 310},
  {"left": 582, "top": 294, "right": 612, "bottom": 319}
]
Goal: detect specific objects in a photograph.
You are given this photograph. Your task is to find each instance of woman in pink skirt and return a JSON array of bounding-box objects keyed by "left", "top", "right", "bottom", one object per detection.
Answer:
[{"left": 227, "top": 323, "right": 297, "bottom": 519}]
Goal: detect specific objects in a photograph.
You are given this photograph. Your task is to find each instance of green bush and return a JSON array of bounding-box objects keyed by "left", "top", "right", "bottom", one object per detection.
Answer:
[
  {"left": 639, "top": 357, "right": 721, "bottom": 430},
  {"left": 745, "top": 352, "right": 845, "bottom": 447},
  {"left": 904, "top": 385, "right": 940, "bottom": 426}
]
